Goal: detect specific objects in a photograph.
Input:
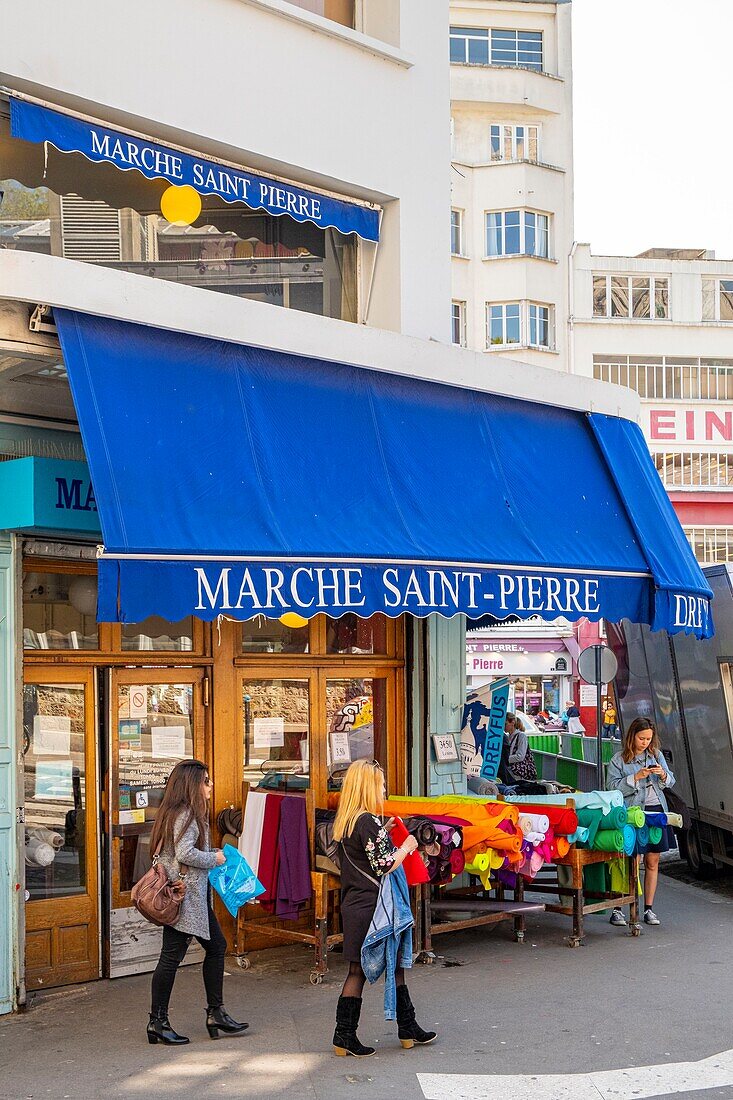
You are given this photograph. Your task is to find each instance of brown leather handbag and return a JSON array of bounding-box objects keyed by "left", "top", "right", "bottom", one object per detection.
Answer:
[{"left": 131, "top": 842, "right": 187, "bottom": 927}]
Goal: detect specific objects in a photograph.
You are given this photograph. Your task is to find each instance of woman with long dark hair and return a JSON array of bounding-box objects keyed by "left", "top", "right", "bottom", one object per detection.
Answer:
[
  {"left": 331, "top": 759, "right": 437, "bottom": 1058},
  {"left": 147, "top": 758, "right": 248, "bottom": 1045},
  {"left": 607, "top": 717, "right": 676, "bottom": 927}
]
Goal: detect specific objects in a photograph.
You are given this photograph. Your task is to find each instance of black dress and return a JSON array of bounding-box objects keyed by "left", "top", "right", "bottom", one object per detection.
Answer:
[{"left": 339, "top": 813, "right": 396, "bottom": 963}]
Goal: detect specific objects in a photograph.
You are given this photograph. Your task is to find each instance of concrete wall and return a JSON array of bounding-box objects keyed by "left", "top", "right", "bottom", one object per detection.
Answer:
[{"left": 450, "top": 0, "right": 574, "bottom": 368}]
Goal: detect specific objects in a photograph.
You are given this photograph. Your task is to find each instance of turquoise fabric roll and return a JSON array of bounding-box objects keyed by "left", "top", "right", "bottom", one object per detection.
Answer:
[
  {"left": 599, "top": 806, "right": 628, "bottom": 831},
  {"left": 567, "top": 826, "right": 590, "bottom": 845},
  {"left": 635, "top": 824, "right": 650, "bottom": 853},
  {"left": 622, "top": 824, "right": 636, "bottom": 855}
]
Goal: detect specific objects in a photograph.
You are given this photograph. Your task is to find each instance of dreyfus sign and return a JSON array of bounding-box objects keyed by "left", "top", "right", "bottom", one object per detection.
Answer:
[{"left": 0, "top": 457, "right": 101, "bottom": 536}]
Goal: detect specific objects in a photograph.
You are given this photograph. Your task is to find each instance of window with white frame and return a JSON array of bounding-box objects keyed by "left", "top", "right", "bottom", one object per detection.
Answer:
[
  {"left": 702, "top": 278, "right": 733, "bottom": 321},
  {"left": 593, "top": 355, "right": 733, "bottom": 400},
  {"left": 487, "top": 301, "right": 554, "bottom": 349},
  {"left": 449, "top": 27, "right": 543, "bottom": 71},
  {"left": 490, "top": 124, "right": 539, "bottom": 163},
  {"left": 684, "top": 526, "right": 733, "bottom": 563},
  {"left": 592, "top": 274, "right": 669, "bottom": 319},
  {"left": 451, "top": 301, "right": 466, "bottom": 346},
  {"left": 451, "top": 209, "right": 463, "bottom": 256},
  {"left": 487, "top": 303, "right": 521, "bottom": 346},
  {"left": 653, "top": 451, "right": 733, "bottom": 488},
  {"left": 485, "top": 210, "right": 549, "bottom": 258}
]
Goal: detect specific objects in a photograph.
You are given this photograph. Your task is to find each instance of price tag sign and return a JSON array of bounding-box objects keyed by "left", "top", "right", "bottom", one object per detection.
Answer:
[
  {"left": 329, "top": 729, "right": 352, "bottom": 765},
  {"left": 432, "top": 733, "right": 459, "bottom": 763}
]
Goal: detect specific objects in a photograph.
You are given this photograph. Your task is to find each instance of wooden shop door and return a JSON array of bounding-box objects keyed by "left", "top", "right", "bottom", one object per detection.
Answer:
[{"left": 23, "top": 667, "right": 101, "bottom": 991}]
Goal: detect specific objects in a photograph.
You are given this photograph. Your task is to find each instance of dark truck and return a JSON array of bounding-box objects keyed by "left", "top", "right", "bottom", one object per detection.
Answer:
[{"left": 609, "top": 564, "right": 733, "bottom": 877}]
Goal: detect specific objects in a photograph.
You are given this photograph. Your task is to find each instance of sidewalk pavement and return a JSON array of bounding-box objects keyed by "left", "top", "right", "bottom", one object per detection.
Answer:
[{"left": 1, "top": 868, "right": 732, "bottom": 1100}]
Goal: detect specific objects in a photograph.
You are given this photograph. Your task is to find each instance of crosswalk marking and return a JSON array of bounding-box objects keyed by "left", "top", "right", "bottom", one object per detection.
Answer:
[{"left": 418, "top": 1047, "right": 733, "bottom": 1100}]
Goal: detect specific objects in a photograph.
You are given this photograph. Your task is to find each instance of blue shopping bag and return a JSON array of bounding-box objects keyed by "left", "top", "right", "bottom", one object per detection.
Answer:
[{"left": 208, "top": 843, "right": 265, "bottom": 917}]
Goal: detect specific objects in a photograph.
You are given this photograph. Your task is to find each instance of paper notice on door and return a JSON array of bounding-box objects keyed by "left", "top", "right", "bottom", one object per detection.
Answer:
[
  {"left": 253, "top": 717, "right": 285, "bottom": 748},
  {"left": 329, "top": 729, "right": 352, "bottom": 765},
  {"left": 35, "top": 758, "right": 73, "bottom": 799},
  {"left": 128, "top": 687, "right": 148, "bottom": 719},
  {"left": 33, "top": 715, "right": 71, "bottom": 756},
  {"left": 151, "top": 725, "right": 186, "bottom": 759},
  {"left": 579, "top": 684, "right": 598, "bottom": 707},
  {"left": 119, "top": 808, "right": 146, "bottom": 825}
]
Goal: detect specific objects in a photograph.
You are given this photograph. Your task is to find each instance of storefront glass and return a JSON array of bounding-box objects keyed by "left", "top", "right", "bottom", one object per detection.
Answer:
[
  {"left": 326, "top": 676, "right": 387, "bottom": 789},
  {"left": 121, "top": 616, "right": 194, "bottom": 651},
  {"left": 242, "top": 678, "right": 310, "bottom": 789},
  {"left": 0, "top": 118, "right": 359, "bottom": 321},
  {"left": 115, "top": 681, "right": 194, "bottom": 894},
  {"left": 23, "top": 682, "right": 87, "bottom": 899},
  {"left": 23, "top": 570, "right": 98, "bottom": 649},
  {"left": 241, "top": 617, "right": 309, "bottom": 654},
  {"left": 325, "top": 613, "right": 388, "bottom": 654}
]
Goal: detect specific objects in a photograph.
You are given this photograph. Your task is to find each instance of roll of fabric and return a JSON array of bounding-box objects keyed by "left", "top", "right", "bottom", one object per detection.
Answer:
[
  {"left": 635, "top": 824, "right": 650, "bottom": 853},
  {"left": 593, "top": 829, "right": 625, "bottom": 852},
  {"left": 625, "top": 806, "right": 646, "bottom": 828},
  {"left": 576, "top": 808, "right": 604, "bottom": 848},
  {"left": 507, "top": 789, "right": 623, "bottom": 813},
  {"left": 666, "top": 812, "right": 683, "bottom": 829},
  {"left": 644, "top": 812, "right": 668, "bottom": 830},
  {"left": 518, "top": 813, "right": 550, "bottom": 837},
  {"left": 523, "top": 831, "right": 546, "bottom": 845},
  {"left": 599, "top": 806, "right": 628, "bottom": 831},
  {"left": 622, "top": 824, "right": 636, "bottom": 855},
  {"left": 390, "top": 817, "right": 430, "bottom": 885},
  {"left": 567, "top": 826, "right": 590, "bottom": 845},
  {"left": 648, "top": 825, "right": 663, "bottom": 846},
  {"left": 549, "top": 835, "right": 570, "bottom": 859},
  {"left": 449, "top": 848, "right": 465, "bottom": 876},
  {"left": 509, "top": 804, "right": 578, "bottom": 835}
]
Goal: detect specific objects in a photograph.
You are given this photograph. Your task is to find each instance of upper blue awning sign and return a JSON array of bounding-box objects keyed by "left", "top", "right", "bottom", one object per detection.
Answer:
[{"left": 10, "top": 96, "right": 380, "bottom": 242}]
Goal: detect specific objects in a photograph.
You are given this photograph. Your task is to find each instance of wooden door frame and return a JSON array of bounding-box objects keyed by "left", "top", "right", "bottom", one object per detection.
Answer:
[
  {"left": 22, "top": 665, "right": 101, "bottom": 989},
  {"left": 108, "top": 667, "right": 209, "bottom": 911}
]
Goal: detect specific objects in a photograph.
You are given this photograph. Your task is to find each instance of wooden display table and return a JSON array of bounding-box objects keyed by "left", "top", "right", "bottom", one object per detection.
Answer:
[
  {"left": 414, "top": 879, "right": 545, "bottom": 962},
  {"left": 521, "top": 847, "right": 641, "bottom": 947}
]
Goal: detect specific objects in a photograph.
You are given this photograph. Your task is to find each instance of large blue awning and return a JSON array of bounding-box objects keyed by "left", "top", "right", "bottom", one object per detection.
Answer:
[
  {"left": 10, "top": 97, "right": 380, "bottom": 242},
  {"left": 55, "top": 310, "right": 714, "bottom": 638}
]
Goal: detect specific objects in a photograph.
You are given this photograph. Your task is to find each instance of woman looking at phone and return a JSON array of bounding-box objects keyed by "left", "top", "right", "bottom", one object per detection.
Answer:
[{"left": 607, "top": 717, "right": 676, "bottom": 927}]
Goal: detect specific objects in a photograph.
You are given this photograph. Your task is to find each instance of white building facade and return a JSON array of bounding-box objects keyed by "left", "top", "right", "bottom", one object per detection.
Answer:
[
  {"left": 572, "top": 244, "right": 733, "bottom": 561},
  {"left": 449, "top": 0, "right": 574, "bottom": 368}
]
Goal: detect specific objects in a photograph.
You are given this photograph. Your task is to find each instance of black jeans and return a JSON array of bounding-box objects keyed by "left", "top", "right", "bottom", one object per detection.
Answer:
[{"left": 150, "top": 903, "right": 226, "bottom": 1015}]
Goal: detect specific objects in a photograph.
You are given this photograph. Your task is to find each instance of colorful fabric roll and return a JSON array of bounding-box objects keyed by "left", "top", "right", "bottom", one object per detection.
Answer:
[
  {"left": 593, "top": 829, "right": 625, "bottom": 852},
  {"left": 449, "top": 849, "right": 465, "bottom": 876},
  {"left": 666, "top": 812, "right": 683, "bottom": 829},
  {"left": 576, "top": 808, "right": 604, "bottom": 848},
  {"left": 635, "top": 824, "right": 650, "bottom": 853},
  {"left": 549, "top": 835, "right": 570, "bottom": 859},
  {"left": 625, "top": 806, "right": 645, "bottom": 828},
  {"left": 644, "top": 812, "right": 668, "bottom": 830},
  {"left": 507, "top": 789, "right": 624, "bottom": 813},
  {"left": 518, "top": 813, "right": 550, "bottom": 837},
  {"left": 599, "top": 806, "right": 628, "bottom": 831},
  {"left": 508, "top": 803, "right": 578, "bottom": 836},
  {"left": 567, "top": 826, "right": 590, "bottom": 845},
  {"left": 648, "top": 825, "right": 663, "bottom": 846},
  {"left": 622, "top": 824, "right": 636, "bottom": 855}
]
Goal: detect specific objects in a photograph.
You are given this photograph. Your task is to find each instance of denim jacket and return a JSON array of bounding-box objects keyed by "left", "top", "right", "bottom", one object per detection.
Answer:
[
  {"left": 361, "top": 864, "right": 413, "bottom": 1020},
  {"left": 606, "top": 750, "right": 675, "bottom": 812}
]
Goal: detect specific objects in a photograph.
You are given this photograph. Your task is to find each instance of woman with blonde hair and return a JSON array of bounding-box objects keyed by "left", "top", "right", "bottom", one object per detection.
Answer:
[{"left": 332, "top": 759, "right": 436, "bottom": 1057}]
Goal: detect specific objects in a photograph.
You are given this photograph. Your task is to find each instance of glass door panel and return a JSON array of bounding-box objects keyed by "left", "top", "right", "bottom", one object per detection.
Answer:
[
  {"left": 326, "top": 676, "right": 388, "bottom": 790},
  {"left": 242, "top": 678, "right": 310, "bottom": 791},
  {"left": 23, "top": 669, "right": 99, "bottom": 990},
  {"left": 109, "top": 670, "right": 205, "bottom": 977}
]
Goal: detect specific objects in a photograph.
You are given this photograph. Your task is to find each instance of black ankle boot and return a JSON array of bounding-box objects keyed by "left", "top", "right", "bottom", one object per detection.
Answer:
[
  {"left": 147, "top": 1010, "right": 190, "bottom": 1045},
  {"left": 396, "top": 985, "right": 437, "bottom": 1049},
  {"left": 332, "top": 995, "right": 375, "bottom": 1057},
  {"left": 206, "top": 1005, "right": 249, "bottom": 1039}
]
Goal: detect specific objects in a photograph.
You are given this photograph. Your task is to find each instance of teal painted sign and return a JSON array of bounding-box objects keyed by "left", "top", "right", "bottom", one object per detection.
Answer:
[{"left": 0, "top": 457, "right": 101, "bottom": 536}]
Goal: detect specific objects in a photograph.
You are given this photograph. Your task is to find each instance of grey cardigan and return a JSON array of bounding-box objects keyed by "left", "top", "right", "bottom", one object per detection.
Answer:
[
  {"left": 158, "top": 811, "right": 220, "bottom": 939},
  {"left": 606, "top": 749, "right": 676, "bottom": 813}
]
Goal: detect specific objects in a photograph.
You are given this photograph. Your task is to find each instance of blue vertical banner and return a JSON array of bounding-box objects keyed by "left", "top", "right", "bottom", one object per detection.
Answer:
[{"left": 479, "top": 677, "right": 510, "bottom": 782}]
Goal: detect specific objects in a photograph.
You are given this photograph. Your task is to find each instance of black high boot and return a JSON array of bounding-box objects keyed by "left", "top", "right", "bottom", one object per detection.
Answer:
[
  {"left": 332, "top": 995, "right": 376, "bottom": 1057},
  {"left": 147, "top": 1010, "right": 190, "bottom": 1045},
  {"left": 396, "top": 985, "right": 437, "bottom": 1049},
  {"left": 206, "top": 1006, "right": 249, "bottom": 1039}
]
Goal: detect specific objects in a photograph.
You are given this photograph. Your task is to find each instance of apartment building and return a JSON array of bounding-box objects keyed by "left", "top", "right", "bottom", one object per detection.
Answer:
[
  {"left": 449, "top": 0, "right": 574, "bottom": 368},
  {"left": 572, "top": 244, "right": 733, "bottom": 562}
]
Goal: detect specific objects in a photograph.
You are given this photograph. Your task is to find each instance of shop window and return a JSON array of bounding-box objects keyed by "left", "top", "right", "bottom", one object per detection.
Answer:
[
  {"left": 242, "top": 679, "right": 310, "bottom": 790},
  {"left": 121, "top": 616, "right": 194, "bottom": 651},
  {"left": 0, "top": 119, "right": 358, "bottom": 323},
  {"left": 23, "top": 570, "right": 98, "bottom": 649},
  {"left": 241, "top": 616, "right": 310, "bottom": 654},
  {"left": 326, "top": 677, "right": 387, "bottom": 790},
  {"left": 23, "top": 682, "right": 88, "bottom": 900},
  {"left": 325, "top": 612, "right": 388, "bottom": 654}
]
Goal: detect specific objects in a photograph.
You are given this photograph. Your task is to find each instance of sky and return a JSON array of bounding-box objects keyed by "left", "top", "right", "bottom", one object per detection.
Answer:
[{"left": 572, "top": 0, "right": 733, "bottom": 259}]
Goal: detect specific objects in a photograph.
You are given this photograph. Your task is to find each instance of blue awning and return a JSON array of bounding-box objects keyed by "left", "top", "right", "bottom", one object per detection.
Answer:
[
  {"left": 54, "top": 310, "right": 714, "bottom": 638},
  {"left": 10, "top": 97, "right": 380, "bottom": 242}
]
